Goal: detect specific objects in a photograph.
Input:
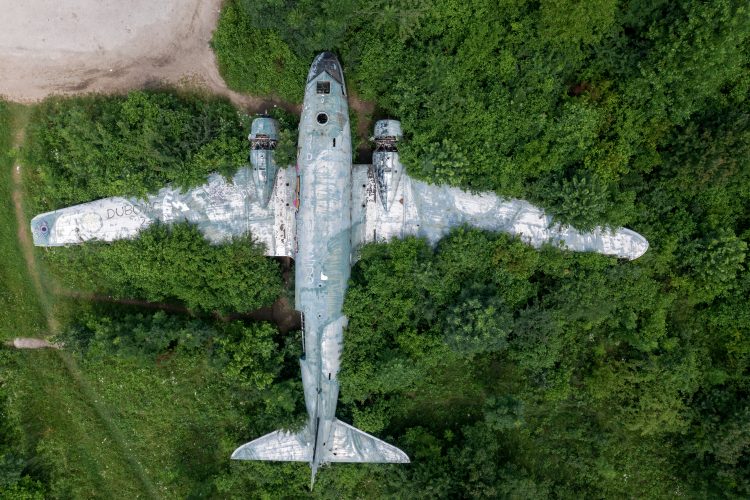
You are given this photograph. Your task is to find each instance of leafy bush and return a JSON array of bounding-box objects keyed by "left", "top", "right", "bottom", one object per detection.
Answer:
[
  {"left": 441, "top": 283, "right": 512, "bottom": 356},
  {"left": 23, "top": 91, "right": 249, "bottom": 212},
  {"left": 216, "top": 321, "right": 282, "bottom": 391},
  {"left": 211, "top": 1, "right": 307, "bottom": 102},
  {"left": 44, "top": 223, "right": 282, "bottom": 314}
]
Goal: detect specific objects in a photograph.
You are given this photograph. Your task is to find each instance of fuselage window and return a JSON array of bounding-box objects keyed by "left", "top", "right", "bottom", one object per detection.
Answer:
[
  {"left": 316, "top": 81, "right": 330, "bottom": 94},
  {"left": 333, "top": 138, "right": 336, "bottom": 147},
  {"left": 317, "top": 113, "right": 328, "bottom": 125}
]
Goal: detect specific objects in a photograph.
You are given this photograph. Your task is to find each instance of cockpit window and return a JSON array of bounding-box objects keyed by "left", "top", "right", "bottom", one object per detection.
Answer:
[{"left": 316, "top": 81, "right": 330, "bottom": 94}]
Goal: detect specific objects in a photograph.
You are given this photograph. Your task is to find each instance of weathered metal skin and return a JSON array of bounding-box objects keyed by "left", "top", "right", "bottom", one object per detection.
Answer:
[
  {"left": 307, "top": 51, "right": 346, "bottom": 87},
  {"left": 372, "top": 119, "right": 404, "bottom": 212},
  {"left": 231, "top": 53, "right": 409, "bottom": 488},
  {"left": 29, "top": 167, "right": 297, "bottom": 255},
  {"left": 249, "top": 116, "right": 280, "bottom": 208},
  {"left": 351, "top": 165, "right": 650, "bottom": 260},
  {"left": 295, "top": 57, "right": 354, "bottom": 476}
]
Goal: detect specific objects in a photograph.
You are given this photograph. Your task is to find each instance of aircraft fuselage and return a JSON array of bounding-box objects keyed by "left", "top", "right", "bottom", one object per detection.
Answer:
[{"left": 294, "top": 52, "right": 352, "bottom": 474}]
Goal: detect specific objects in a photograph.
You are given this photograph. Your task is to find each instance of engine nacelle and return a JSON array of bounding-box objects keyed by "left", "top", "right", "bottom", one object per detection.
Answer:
[
  {"left": 372, "top": 119, "right": 404, "bottom": 212},
  {"left": 248, "top": 116, "right": 280, "bottom": 207}
]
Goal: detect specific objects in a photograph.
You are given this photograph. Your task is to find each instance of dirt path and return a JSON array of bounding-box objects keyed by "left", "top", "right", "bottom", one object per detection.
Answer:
[
  {"left": 10, "top": 114, "right": 61, "bottom": 335},
  {"left": 0, "top": 0, "right": 374, "bottom": 135},
  {"left": 61, "top": 289, "right": 301, "bottom": 334},
  {"left": 349, "top": 92, "right": 376, "bottom": 162}
]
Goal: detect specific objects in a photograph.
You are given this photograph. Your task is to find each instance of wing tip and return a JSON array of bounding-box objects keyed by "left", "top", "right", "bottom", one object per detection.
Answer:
[{"left": 617, "top": 227, "right": 650, "bottom": 260}]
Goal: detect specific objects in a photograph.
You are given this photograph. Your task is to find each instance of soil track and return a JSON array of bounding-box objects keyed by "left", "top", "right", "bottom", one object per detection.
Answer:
[
  {"left": 10, "top": 115, "right": 60, "bottom": 334},
  {"left": 0, "top": 1, "right": 377, "bottom": 124},
  {"left": 61, "top": 290, "right": 301, "bottom": 334}
]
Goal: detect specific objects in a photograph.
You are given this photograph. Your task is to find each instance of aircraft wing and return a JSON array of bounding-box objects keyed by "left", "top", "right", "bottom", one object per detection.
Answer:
[
  {"left": 351, "top": 165, "right": 648, "bottom": 260},
  {"left": 30, "top": 167, "right": 297, "bottom": 257}
]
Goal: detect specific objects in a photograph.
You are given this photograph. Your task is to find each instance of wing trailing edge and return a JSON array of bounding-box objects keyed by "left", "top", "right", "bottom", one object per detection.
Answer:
[{"left": 30, "top": 167, "right": 297, "bottom": 256}]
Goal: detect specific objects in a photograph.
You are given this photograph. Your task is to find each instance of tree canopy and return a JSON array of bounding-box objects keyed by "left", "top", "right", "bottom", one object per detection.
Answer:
[
  {"left": 215, "top": 0, "right": 749, "bottom": 230},
  {"left": 208, "top": 0, "right": 750, "bottom": 495},
  {"left": 1, "top": 0, "right": 748, "bottom": 496}
]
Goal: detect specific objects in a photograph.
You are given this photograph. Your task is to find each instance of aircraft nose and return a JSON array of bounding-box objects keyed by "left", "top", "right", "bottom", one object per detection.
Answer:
[{"left": 307, "top": 52, "right": 344, "bottom": 85}]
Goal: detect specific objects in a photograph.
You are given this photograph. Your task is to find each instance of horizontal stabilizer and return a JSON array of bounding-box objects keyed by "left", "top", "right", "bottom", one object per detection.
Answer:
[
  {"left": 231, "top": 430, "right": 312, "bottom": 462},
  {"left": 322, "top": 419, "right": 409, "bottom": 464}
]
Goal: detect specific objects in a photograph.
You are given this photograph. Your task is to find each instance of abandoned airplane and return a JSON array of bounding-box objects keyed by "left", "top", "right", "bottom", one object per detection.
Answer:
[{"left": 30, "top": 52, "right": 649, "bottom": 487}]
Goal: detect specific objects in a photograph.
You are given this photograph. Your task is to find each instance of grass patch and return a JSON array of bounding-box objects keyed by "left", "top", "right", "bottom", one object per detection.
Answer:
[
  {"left": 7, "top": 338, "right": 283, "bottom": 497},
  {"left": 6, "top": 342, "right": 249, "bottom": 497},
  {"left": 78, "top": 354, "right": 238, "bottom": 497},
  {"left": 0, "top": 102, "right": 47, "bottom": 340},
  {"left": 8, "top": 350, "right": 155, "bottom": 498}
]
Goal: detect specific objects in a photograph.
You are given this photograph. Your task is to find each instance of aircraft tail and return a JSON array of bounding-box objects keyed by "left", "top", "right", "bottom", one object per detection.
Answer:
[
  {"left": 320, "top": 418, "right": 409, "bottom": 464},
  {"left": 230, "top": 420, "right": 409, "bottom": 464},
  {"left": 231, "top": 419, "right": 408, "bottom": 490},
  {"left": 231, "top": 429, "right": 312, "bottom": 462}
]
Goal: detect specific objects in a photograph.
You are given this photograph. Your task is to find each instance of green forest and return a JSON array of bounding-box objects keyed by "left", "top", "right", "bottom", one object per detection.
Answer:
[{"left": 2, "top": 0, "right": 749, "bottom": 498}]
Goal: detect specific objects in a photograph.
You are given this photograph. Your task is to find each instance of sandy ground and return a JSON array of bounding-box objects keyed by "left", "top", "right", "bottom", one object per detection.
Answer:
[
  {"left": 0, "top": 0, "right": 279, "bottom": 111},
  {"left": 5, "top": 337, "right": 60, "bottom": 349}
]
